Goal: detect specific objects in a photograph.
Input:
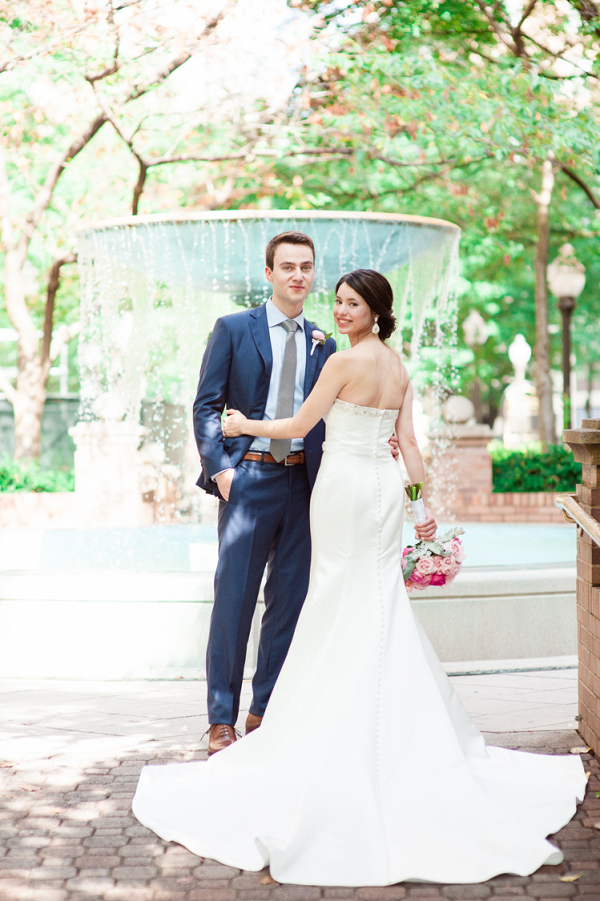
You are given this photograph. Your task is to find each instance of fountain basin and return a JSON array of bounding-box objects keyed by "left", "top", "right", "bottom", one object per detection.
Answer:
[
  {"left": 73, "top": 210, "right": 460, "bottom": 524},
  {"left": 0, "top": 523, "right": 576, "bottom": 679}
]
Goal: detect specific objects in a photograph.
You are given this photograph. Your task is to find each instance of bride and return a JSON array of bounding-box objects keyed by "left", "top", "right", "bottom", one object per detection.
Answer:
[{"left": 132, "top": 268, "right": 586, "bottom": 887}]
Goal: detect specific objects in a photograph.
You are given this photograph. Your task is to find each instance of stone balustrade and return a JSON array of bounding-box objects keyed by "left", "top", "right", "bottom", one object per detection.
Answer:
[{"left": 563, "top": 418, "right": 600, "bottom": 751}]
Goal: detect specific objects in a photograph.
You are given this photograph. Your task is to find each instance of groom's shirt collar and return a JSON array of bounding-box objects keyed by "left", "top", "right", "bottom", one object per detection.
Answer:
[{"left": 265, "top": 297, "right": 305, "bottom": 332}]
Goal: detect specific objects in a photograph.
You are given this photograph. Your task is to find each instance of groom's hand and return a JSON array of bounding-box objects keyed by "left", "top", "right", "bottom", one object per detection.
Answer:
[
  {"left": 215, "top": 468, "right": 235, "bottom": 502},
  {"left": 388, "top": 434, "right": 399, "bottom": 461}
]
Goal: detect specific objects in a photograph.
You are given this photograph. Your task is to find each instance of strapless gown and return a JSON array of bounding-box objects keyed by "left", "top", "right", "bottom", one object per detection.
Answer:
[{"left": 132, "top": 398, "right": 586, "bottom": 886}]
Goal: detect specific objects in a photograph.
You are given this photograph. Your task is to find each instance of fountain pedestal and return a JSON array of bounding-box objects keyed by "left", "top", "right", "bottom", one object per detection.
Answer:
[
  {"left": 430, "top": 423, "right": 493, "bottom": 520},
  {"left": 427, "top": 395, "right": 492, "bottom": 520},
  {"left": 69, "top": 421, "right": 154, "bottom": 528}
]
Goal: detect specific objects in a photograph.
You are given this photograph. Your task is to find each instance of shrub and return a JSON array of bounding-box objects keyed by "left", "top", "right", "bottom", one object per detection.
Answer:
[
  {"left": 490, "top": 444, "right": 581, "bottom": 494},
  {"left": 0, "top": 457, "right": 75, "bottom": 493}
]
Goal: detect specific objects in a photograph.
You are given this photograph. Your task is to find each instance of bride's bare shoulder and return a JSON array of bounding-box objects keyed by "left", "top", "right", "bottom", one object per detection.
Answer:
[{"left": 383, "top": 343, "right": 407, "bottom": 371}]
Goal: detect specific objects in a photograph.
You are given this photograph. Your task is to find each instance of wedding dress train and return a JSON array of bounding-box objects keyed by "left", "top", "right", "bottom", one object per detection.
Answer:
[{"left": 132, "top": 398, "right": 586, "bottom": 886}]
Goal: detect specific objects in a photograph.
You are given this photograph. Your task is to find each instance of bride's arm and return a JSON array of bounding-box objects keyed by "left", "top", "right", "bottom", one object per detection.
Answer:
[
  {"left": 396, "top": 381, "right": 437, "bottom": 539},
  {"left": 223, "top": 354, "right": 350, "bottom": 440}
]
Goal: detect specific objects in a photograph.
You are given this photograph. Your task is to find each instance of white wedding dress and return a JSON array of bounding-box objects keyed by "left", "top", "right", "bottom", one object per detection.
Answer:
[{"left": 133, "top": 398, "right": 586, "bottom": 886}]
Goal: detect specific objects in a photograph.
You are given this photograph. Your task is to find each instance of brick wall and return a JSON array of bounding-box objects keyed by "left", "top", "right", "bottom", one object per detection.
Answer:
[
  {"left": 451, "top": 490, "right": 565, "bottom": 524},
  {"left": 431, "top": 424, "right": 565, "bottom": 524}
]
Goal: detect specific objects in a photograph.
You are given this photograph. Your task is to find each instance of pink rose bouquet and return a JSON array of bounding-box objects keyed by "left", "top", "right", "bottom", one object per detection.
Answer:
[{"left": 402, "top": 527, "right": 465, "bottom": 594}]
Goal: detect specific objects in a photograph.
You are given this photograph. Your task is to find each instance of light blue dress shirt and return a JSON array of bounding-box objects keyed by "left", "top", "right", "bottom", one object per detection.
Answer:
[{"left": 250, "top": 298, "right": 306, "bottom": 453}]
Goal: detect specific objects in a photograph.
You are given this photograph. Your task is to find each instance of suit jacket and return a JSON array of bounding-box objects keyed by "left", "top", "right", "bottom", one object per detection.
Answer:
[{"left": 193, "top": 302, "right": 336, "bottom": 494}]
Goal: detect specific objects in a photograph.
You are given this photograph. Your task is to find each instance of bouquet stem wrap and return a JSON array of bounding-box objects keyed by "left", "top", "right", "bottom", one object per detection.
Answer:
[{"left": 404, "top": 482, "right": 427, "bottom": 525}]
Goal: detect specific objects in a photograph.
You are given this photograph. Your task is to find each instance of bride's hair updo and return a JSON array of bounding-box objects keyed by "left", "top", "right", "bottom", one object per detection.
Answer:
[{"left": 335, "top": 269, "right": 396, "bottom": 341}]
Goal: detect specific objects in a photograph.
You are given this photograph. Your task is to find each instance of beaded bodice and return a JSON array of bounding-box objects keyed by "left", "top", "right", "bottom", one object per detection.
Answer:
[{"left": 322, "top": 398, "right": 399, "bottom": 459}]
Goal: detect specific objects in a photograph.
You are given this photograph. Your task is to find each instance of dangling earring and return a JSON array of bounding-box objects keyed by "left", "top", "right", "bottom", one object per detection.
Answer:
[{"left": 372, "top": 317, "right": 380, "bottom": 335}]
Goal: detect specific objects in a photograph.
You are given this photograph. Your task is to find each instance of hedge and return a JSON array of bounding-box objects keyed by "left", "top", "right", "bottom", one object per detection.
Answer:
[
  {"left": 0, "top": 457, "right": 74, "bottom": 493},
  {"left": 490, "top": 444, "right": 581, "bottom": 494}
]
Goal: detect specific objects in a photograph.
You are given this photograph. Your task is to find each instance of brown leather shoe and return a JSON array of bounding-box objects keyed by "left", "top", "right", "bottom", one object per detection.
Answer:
[
  {"left": 207, "top": 723, "right": 236, "bottom": 756},
  {"left": 245, "top": 713, "right": 263, "bottom": 735}
]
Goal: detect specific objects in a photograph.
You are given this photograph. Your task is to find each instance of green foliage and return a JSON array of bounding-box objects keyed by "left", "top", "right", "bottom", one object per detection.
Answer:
[
  {"left": 264, "top": 1, "right": 600, "bottom": 424},
  {"left": 490, "top": 444, "right": 581, "bottom": 493},
  {"left": 0, "top": 457, "right": 74, "bottom": 493}
]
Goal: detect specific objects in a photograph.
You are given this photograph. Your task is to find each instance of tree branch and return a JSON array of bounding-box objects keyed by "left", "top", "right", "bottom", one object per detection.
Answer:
[
  {"left": 0, "top": 23, "right": 88, "bottom": 75},
  {"left": 85, "top": 34, "right": 120, "bottom": 85},
  {"left": 49, "top": 322, "right": 81, "bottom": 365},
  {"left": 557, "top": 162, "right": 600, "bottom": 208},
  {"left": 16, "top": 7, "right": 228, "bottom": 263},
  {"left": 519, "top": 32, "right": 599, "bottom": 80},
  {"left": 517, "top": 0, "right": 539, "bottom": 28},
  {"left": 147, "top": 148, "right": 258, "bottom": 165},
  {"left": 17, "top": 112, "right": 107, "bottom": 266},
  {"left": 473, "top": 1, "right": 520, "bottom": 55},
  {"left": 0, "top": 370, "right": 17, "bottom": 405},
  {"left": 131, "top": 161, "right": 148, "bottom": 215},
  {"left": 42, "top": 251, "right": 77, "bottom": 367},
  {"left": 123, "top": 5, "right": 232, "bottom": 104},
  {"left": 0, "top": 142, "right": 16, "bottom": 253}
]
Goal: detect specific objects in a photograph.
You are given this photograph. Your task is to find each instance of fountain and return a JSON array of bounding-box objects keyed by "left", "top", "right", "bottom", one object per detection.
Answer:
[
  {"left": 73, "top": 210, "right": 461, "bottom": 526},
  {"left": 0, "top": 211, "right": 579, "bottom": 681}
]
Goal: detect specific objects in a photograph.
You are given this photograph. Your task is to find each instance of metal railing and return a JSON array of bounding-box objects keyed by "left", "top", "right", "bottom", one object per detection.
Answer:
[{"left": 555, "top": 494, "right": 600, "bottom": 548}]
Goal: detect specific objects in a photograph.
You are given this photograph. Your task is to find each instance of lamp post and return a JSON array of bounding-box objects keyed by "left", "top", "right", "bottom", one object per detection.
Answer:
[{"left": 547, "top": 244, "right": 586, "bottom": 430}]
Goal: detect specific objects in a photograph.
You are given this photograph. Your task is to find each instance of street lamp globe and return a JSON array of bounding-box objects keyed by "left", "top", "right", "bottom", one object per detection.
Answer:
[
  {"left": 463, "top": 310, "right": 488, "bottom": 347},
  {"left": 547, "top": 244, "right": 586, "bottom": 301}
]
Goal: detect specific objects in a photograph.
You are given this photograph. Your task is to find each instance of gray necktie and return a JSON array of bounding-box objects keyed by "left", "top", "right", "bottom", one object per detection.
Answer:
[{"left": 270, "top": 319, "right": 299, "bottom": 462}]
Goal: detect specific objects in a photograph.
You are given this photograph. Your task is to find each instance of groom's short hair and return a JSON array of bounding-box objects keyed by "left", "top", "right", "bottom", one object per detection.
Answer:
[{"left": 266, "top": 231, "right": 315, "bottom": 270}]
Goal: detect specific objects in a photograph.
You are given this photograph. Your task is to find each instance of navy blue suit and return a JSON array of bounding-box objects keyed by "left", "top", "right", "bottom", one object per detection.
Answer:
[{"left": 193, "top": 302, "right": 336, "bottom": 725}]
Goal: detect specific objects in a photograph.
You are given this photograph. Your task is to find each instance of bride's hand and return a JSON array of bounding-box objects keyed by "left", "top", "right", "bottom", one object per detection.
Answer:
[
  {"left": 223, "top": 409, "right": 248, "bottom": 438},
  {"left": 415, "top": 512, "right": 436, "bottom": 541}
]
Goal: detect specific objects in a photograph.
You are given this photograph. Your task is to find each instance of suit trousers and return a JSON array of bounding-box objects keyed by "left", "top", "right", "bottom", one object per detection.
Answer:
[{"left": 207, "top": 459, "right": 312, "bottom": 725}]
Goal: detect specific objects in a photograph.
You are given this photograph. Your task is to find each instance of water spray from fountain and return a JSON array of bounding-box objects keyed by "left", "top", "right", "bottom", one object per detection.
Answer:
[{"left": 75, "top": 210, "right": 460, "bottom": 526}]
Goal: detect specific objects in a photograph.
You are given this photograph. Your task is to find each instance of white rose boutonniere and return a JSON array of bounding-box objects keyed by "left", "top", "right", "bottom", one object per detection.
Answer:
[{"left": 310, "top": 329, "right": 332, "bottom": 356}]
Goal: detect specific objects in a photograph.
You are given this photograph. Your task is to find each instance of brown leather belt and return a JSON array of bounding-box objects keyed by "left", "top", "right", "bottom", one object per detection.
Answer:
[{"left": 243, "top": 451, "right": 306, "bottom": 466}]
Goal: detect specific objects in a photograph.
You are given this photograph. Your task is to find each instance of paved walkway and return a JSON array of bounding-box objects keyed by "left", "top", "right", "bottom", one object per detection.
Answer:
[{"left": 1, "top": 670, "right": 599, "bottom": 901}]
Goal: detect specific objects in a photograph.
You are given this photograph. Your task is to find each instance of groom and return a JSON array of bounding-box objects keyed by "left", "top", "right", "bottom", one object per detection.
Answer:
[{"left": 193, "top": 231, "right": 336, "bottom": 755}]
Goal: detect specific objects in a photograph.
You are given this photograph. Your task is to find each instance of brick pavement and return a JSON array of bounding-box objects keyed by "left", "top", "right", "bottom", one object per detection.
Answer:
[{"left": 1, "top": 737, "right": 600, "bottom": 901}]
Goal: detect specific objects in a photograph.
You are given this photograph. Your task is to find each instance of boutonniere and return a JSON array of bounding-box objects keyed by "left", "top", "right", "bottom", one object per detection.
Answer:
[{"left": 310, "top": 329, "right": 332, "bottom": 356}]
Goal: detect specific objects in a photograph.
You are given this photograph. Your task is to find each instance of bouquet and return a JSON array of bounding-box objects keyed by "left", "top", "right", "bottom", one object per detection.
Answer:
[{"left": 402, "top": 527, "right": 466, "bottom": 593}]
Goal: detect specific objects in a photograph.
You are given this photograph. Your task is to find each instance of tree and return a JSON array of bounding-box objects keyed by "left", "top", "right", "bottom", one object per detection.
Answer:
[
  {"left": 270, "top": 0, "right": 600, "bottom": 435},
  {"left": 0, "top": 0, "right": 235, "bottom": 460}
]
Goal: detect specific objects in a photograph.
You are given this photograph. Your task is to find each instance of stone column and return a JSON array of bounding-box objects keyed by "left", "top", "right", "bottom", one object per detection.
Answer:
[
  {"left": 563, "top": 418, "right": 600, "bottom": 751},
  {"left": 69, "top": 420, "right": 154, "bottom": 528}
]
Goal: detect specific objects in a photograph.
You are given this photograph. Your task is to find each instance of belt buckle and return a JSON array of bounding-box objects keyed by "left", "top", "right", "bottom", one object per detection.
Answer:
[{"left": 284, "top": 454, "right": 294, "bottom": 466}]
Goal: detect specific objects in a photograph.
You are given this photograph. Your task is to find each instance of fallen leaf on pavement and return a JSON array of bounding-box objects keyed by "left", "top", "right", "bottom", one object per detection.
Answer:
[
  {"left": 560, "top": 874, "right": 582, "bottom": 882},
  {"left": 570, "top": 746, "right": 592, "bottom": 754},
  {"left": 20, "top": 785, "right": 41, "bottom": 792},
  {"left": 260, "top": 874, "right": 278, "bottom": 885}
]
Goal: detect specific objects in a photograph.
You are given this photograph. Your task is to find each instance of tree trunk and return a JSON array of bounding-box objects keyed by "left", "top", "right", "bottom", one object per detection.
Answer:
[
  {"left": 533, "top": 159, "right": 557, "bottom": 446},
  {"left": 13, "top": 365, "right": 46, "bottom": 460},
  {"left": 4, "top": 248, "right": 49, "bottom": 461}
]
